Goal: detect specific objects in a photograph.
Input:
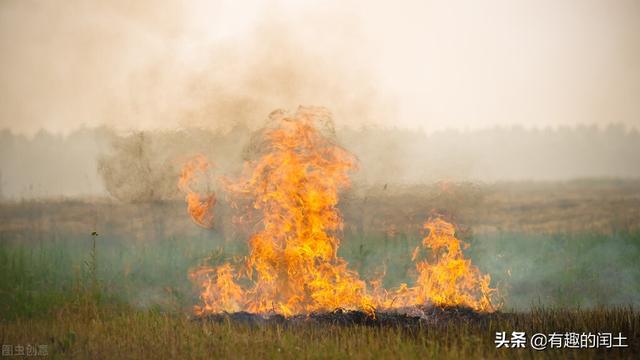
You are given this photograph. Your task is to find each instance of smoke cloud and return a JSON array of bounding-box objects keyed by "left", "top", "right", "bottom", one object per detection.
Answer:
[{"left": 0, "top": 0, "right": 392, "bottom": 135}]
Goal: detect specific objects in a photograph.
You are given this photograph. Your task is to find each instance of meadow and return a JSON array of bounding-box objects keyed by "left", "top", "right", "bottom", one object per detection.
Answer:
[{"left": 1, "top": 180, "right": 639, "bottom": 358}]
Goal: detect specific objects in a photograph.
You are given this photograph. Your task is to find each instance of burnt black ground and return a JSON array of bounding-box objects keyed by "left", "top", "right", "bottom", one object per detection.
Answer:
[{"left": 195, "top": 306, "right": 506, "bottom": 329}]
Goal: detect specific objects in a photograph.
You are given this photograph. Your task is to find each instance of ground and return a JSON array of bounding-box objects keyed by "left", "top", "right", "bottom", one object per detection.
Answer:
[{"left": 1, "top": 180, "right": 639, "bottom": 358}]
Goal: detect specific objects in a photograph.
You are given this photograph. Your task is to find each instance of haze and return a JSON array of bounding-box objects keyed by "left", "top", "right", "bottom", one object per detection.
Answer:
[{"left": 1, "top": 0, "right": 639, "bottom": 135}]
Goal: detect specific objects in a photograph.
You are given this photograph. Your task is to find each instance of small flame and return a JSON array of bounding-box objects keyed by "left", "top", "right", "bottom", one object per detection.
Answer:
[
  {"left": 370, "top": 219, "right": 496, "bottom": 312},
  {"left": 185, "top": 107, "right": 498, "bottom": 316},
  {"left": 178, "top": 155, "right": 216, "bottom": 229},
  {"left": 411, "top": 218, "right": 495, "bottom": 311}
]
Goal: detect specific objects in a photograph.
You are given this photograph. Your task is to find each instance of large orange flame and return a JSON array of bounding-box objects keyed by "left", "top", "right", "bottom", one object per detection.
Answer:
[
  {"left": 185, "top": 107, "right": 497, "bottom": 316},
  {"left": 178, "top": 155, "right": 216, "bottom": 229}
]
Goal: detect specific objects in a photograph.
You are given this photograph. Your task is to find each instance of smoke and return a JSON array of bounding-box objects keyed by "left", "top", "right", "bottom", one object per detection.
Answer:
[
  {"left": 2, "top": 0, "right": 639, "bottom": 198},
  {"left": 3, "top": 1, "right": 640, "bottom": 135},
  {"left": 0, "top": 0, "right": 392, "bottom": 135}
]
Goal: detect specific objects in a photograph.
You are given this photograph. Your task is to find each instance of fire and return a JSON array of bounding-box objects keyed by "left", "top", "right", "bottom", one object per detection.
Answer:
[
  {"left": 368, "top": 219, "right": 496, "bottom": 313},
  {"left": 410, "top": 218, "right": 495, "bottom": 311},
  {"left": 185, "top": 107, "right": 497, "bottom": 316},
  {"left": 189, "top": 107, "right": 373, "bottom": 316},
  {"left": 178, "top": 154, "right": 216, "bottom": 229}
]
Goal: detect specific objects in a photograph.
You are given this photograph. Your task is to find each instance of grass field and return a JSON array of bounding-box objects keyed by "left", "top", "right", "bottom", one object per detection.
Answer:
[
  {"left": 1, "top": 304, "right": 637, "bottom": 359},
  {"left": 1, "top": 180, "right": 639, "bottom": 358}
]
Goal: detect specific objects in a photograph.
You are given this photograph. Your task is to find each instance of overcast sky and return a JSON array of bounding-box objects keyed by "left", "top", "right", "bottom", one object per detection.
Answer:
[{"left": 1, "top": 0, "right": 638, "bottom": 135}]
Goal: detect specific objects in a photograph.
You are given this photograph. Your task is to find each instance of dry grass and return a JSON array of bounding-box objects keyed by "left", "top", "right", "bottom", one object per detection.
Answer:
[{"left": 1, "top": 303, "right": 637, "bottom": 359}]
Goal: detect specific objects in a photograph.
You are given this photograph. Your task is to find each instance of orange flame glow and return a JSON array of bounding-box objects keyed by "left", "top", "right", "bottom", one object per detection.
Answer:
[
  {"left": 178, "top": 155, "right": 216, "bottom": 229},
  {"left": 185, "top": 107, "right": 497, "bottom": 316},
  {"left": 410, "top": 218, "right": 496, "bottom": 311},
  {"left": 367, "top": 219, "right": 496, "bottom": 313}
]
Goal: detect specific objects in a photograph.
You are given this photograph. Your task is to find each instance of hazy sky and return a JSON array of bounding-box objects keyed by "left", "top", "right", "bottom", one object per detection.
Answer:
[{"left": 1, "top": 0, "right": 638, "bottom": 134}]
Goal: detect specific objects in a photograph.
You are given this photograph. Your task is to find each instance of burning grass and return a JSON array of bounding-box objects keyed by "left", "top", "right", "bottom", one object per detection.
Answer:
[
  {"left": 182, "top": 107, "right": 497, "bottom": 318},
  {"left": 177, "top": 154, "right": 216, "bottom": 229}
]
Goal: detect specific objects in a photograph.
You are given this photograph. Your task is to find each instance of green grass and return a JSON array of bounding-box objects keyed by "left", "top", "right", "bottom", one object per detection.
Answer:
[
  {"left": 340, "top": 230, "right": 640, "bottom": 310},
  {"left": 0, "top": 230, "right": 242, "bottom": 319},
  {"left": 2, "top": 229, "right": 640, "bottom": 317},
  {"left": 1, "top": 221, "right": 639, "bottom": 358}
]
